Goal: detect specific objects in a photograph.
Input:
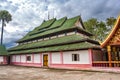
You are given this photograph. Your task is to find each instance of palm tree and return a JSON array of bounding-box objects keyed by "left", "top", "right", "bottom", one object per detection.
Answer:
[{"left": 0, "top": 10, "right": 12, "bottom": 45}]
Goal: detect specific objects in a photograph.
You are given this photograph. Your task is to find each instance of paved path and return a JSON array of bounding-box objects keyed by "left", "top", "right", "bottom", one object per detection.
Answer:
[
  {"left": 0, "top": 66, "right": 120, "bottom": 80},
  {"left": 71, "top": 67, "right": 120, "bottom": 73},
  {"left": 92, "top": 67, "right": 120, "bottom": 73}
]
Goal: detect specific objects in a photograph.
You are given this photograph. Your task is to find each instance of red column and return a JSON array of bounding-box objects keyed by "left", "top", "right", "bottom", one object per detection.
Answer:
[
  {"left": 40, "top": 53, "right": 42, "bottom": 66},
  {"left": 20, "top": 55, "right": 21, "bottom": 63},
  {"left": 107, "top": 46, "right": 112, "bottom": 67},
  {"left": 60, "top": 52, "right": 63, "bottom": 64},
  {"left": 32, "top": 53, "right": 34, "bottom": 64},
  {"left": 3, "top": 56, "right": 5, "bottom": 64},
  {"left": 49, "top": 53, "right": 52, "bottom": 65},
  {"left": 15, "top": 55, "right": 16, "bottom": 63},
  {"left": 88, "top": 49, "right": 93, "bottom": 66},
  {"left": 26, "top": 54, "right": 27, "bottom": 63}
]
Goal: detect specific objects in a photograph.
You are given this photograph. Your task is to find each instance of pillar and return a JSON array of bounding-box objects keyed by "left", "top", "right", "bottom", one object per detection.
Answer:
[
  {"left": 113, "top": 47, "right": 117, "bottom": 67},
  {"left": 113, "top": 47, "right": 118, "bottom": 61},
  {"left": 107, "top": 46, "right": 112, "bottom": 67}
]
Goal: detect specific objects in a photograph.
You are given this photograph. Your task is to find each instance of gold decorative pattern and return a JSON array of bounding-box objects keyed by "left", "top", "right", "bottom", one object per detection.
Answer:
[
  {"left": 101, "top": 15, "right": 120, "bottom": 47},
  {"left": 108, "top": 27, "right": 120, "bottom": 45}
]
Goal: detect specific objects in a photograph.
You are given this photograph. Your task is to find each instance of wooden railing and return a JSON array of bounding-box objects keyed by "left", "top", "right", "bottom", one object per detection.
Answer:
[{"left": 92, "top": 61, "right": 120, "bottom": 67}]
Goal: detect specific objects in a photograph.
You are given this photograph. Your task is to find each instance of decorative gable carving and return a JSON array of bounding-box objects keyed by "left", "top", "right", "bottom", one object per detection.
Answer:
[{"left": 108, "top": 26, "right": 120, "bottom": 45}]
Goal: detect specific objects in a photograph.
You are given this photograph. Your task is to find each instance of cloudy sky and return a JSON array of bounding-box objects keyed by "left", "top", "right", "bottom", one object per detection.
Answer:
[{"left": 0, "top": 0, "right": 120, "bottom": 48}]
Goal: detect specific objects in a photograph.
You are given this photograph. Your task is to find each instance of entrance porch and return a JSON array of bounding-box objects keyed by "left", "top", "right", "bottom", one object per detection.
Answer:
[{"left": 93, "top": 46, "right": 120, "bottom": 67}]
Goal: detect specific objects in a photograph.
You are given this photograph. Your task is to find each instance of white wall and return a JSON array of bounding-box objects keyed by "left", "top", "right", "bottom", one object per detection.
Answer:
[
  {"left": 12, "top": 55, "right": 16, "bottom": 62},
  {"left": 11, "top": 53, "right": 42, "bottom": 64},
  {"left": 63, "top": 50, "right": 90, "bottom": 64},
  {"left": 0, "top": 56, "right": 3, "bottom": 62},
  {"left": 21, "top": 55, "right": 26, "bottom": 63},
  {"left": 51, "top": 53, "right": 61, "bottom": 64},
  {"left": 16, "top": 55, "right": 20, "bottom": 62},
  {"left": 34, "top": 54, "right": 40, "bottom": 63}
]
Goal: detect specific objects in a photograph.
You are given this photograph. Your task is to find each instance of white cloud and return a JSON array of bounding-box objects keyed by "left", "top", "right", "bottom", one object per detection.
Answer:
[{"left": 0, "top": 0, "right": 120, "bottom": 48}]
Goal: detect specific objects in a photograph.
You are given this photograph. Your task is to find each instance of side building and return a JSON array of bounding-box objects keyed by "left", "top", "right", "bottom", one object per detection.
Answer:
[
  {"left": 8, "top": 16, "right": 102, "bottom": 69},
  {"left": 0, "top": 45, "right": 8, "bottom": 65},
  {"left": 100, "top": 15, "right": 120, "bottom": 67}
]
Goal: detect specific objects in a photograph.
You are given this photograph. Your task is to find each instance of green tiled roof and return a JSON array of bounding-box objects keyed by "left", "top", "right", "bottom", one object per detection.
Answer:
[
  {"left": 8, "top": 16, "right": 100, "bottom": 55},
  {"left": 8, "top": 34, "right": 85, "bottom": 51},
  {"left": 8, "top": 42, "right": 100, "bottom": 54},
  {"left": 18, "top": 18, "right": 56, "bottom": 42},
  {"left": 29, "top": 17, "right": 67, "bottom": 35},
  {"left": 0, "top": 45, "right": 8, "bottom": 55},
  {"left": 38, "top": 18, "right": 56, "bottom": 30},
  {"left": 17, "top": 16, "right": 88, "bottom": 42},
  {"left": 50, "top": 17, "right": 67, "bottom": 28}
]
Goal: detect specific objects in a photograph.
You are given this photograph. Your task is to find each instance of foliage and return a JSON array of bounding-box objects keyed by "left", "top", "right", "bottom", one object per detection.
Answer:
[
  {"left": 84, "top": 17, "right": 116, "bottom": 41},
  {"left": 106, "top": 17, "right": 116, "bottom": 31}
]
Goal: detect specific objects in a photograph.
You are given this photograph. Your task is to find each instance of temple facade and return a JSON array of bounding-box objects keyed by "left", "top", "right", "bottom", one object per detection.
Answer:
[
  {"left": 8, "top": 16, "right": 102, "bottom": 69},
  {"left": 99, "top": 15, "right": 120, "bottom": 67}
]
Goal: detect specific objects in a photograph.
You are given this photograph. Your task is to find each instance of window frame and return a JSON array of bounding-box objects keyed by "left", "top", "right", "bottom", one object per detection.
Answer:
[
  {"left": 26, "top": 56, "right": 31, "bottom": 61},
  {"left": 72, "top": 54, "right": 80, "bottom": 61}
]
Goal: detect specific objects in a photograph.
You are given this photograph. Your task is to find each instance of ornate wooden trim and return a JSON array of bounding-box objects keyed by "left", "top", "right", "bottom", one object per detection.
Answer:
[{"left": 101, "top": 15, "right": 120, "bottom": 47}]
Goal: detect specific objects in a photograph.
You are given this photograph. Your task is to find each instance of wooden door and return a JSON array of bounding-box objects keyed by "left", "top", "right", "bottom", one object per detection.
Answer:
[{"left": 43, "top": 55, "right": 48, "bottom": 66}]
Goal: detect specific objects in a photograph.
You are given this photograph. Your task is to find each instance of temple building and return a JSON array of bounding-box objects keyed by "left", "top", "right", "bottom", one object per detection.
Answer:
[
  {"left": 0, "top": 45, "right": 8, "bottom": 65},
  {"left": 100, "top": 15, "right": 120, "bottom": 67},
  {"left": 8, "top": 16, "right": 102, "bottom": 69}
]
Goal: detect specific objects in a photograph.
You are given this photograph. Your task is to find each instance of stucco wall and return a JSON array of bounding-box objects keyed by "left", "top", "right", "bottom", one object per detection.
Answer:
[
  {"left": 11, "top": 55, "right": 16, "bottom": 62},
  {"left": 51, "top": 53, "right": 61, "bottom": 64},
  {"left": 16, "top": 55, "right": 20, "bottom": 62},
  {"left": 0, "top": 56, "right": 7, "bottom": 64},
  {"left": 11, "top": 54, "right": 42, "bottom": 67},
  {"left": 49, "top": 50, "right": 92, "bottom": 69},
  {"left": 34, "top": 54, "right": 41, "bottom": 63},
  {"left": 0, "top": 56, "right": 3, "bottom": 62},
  {"left": 50, "top": 50, "right": 90, "bottom": 65},
  {"left": 10, "top": 50, "right": 92, "bottom": 68},
  {"left": 21, "top": 55, "right": 26, "bottom": 63},
  {"left": 63, "top": 50, "right": 90, "bottom": 64}
]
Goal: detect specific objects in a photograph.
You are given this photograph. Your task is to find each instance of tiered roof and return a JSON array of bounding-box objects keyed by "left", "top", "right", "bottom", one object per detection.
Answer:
[
  {"left": 8, "top": 16, "right": 100, "bottom": 54},
  {"left": 17, "top": 16, "right": 92, "bottom": 42}
]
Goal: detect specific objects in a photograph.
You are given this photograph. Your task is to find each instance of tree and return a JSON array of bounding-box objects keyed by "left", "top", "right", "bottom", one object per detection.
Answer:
[
  {"left": 106, "top": 17, "right": 116, "bottom": 31},
  {"left": 0, "top": 10, "right": 12, "bottom": 45},
  {"left": 84, "top": 18, "right": 107, "bottom": 41},
  {"left": 96, "top": 21, "right": 107, "bottom": 41},
  {"left": 84, "top": 17, "right": 116, "bottom": 41},
  {"left": 84, "top": 18, "right": 98, "bottom": 35}
]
